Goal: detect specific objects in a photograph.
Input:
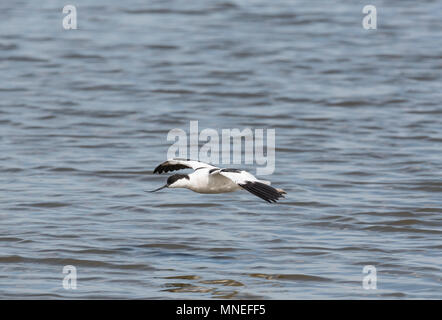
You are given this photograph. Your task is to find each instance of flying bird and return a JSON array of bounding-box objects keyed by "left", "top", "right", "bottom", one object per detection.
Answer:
[{"left": 150, "top": 158, "right": 286, "bottom": 203}]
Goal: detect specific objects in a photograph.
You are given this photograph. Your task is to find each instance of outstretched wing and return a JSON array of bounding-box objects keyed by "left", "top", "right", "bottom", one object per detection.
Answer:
[
  {"left": 214, "top": 169, "right": 285, "bottom": 203},
  {"left": 153, "top": 158, "right": 217, "bottom": 174}
]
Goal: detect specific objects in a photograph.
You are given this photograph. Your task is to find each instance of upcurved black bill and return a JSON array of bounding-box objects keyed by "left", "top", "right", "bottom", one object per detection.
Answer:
[{"left": 148, "top": 184, "right": 168, "bottom": 193}]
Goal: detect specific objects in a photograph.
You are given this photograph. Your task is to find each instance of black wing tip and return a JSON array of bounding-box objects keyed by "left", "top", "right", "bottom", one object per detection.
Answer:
[
  {"left": 240, "top": 181, "right": 286, "bottom": 203},
  {"left": 153, "top": 163, "right": 168, "bottom": 174},
  {"left": 153, "top": 161, "right": 191, "bottom": 174}
]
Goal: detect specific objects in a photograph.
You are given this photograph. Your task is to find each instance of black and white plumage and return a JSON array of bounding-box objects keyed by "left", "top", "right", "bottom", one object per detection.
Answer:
[{"left": 150, "top": 158, "right": 286, "bottom": 203}]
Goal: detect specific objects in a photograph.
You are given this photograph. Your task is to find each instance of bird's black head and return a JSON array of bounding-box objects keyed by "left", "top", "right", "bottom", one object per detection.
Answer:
[{"left": 167, "top": 174, "right": 190, "bottom": 186}]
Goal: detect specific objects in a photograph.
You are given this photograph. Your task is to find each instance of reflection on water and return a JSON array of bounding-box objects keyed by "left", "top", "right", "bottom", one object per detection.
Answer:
[{"left": 0, "top": 0, "right": 441, "bottom": 299}]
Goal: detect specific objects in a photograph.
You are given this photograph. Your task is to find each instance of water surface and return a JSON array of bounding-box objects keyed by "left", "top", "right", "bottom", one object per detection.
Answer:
[{"left": 0, "top": 0, "right": 441, "bottom": 299}]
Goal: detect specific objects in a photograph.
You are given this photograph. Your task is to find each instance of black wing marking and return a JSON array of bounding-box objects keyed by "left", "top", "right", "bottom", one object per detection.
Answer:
[
  {"left": 239, "top": 181, "right": 285, "bottom": 203},
  {"left": 209, "top": 168, "right": 241, "bottom": 175},
  {"left": 220, "top": 168, "right": 242, "bottom": 173},
  {"left": 153, "top": 159, "right": 217, "bottom": 174},
  {"left": 153, "top": 163, "right": 190, "bottom": 174}
]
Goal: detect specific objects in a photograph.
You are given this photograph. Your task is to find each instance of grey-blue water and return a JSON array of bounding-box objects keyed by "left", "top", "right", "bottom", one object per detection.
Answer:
[{"left": 0, "top": 0, "right": 441, "bottom": 299}]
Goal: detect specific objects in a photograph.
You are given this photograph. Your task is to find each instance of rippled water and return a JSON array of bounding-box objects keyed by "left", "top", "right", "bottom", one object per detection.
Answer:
[{"left": 0, "top": 0, "right": 441, "bottom": 299}]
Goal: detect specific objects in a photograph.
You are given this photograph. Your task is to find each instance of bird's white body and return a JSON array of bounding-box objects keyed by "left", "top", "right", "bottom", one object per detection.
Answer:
[
  {"left": 182, "top": 168, "right": 240, "bottom": 194},
  {"left": 151, "top": 158, "right": 285, "bottom": 203}
]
